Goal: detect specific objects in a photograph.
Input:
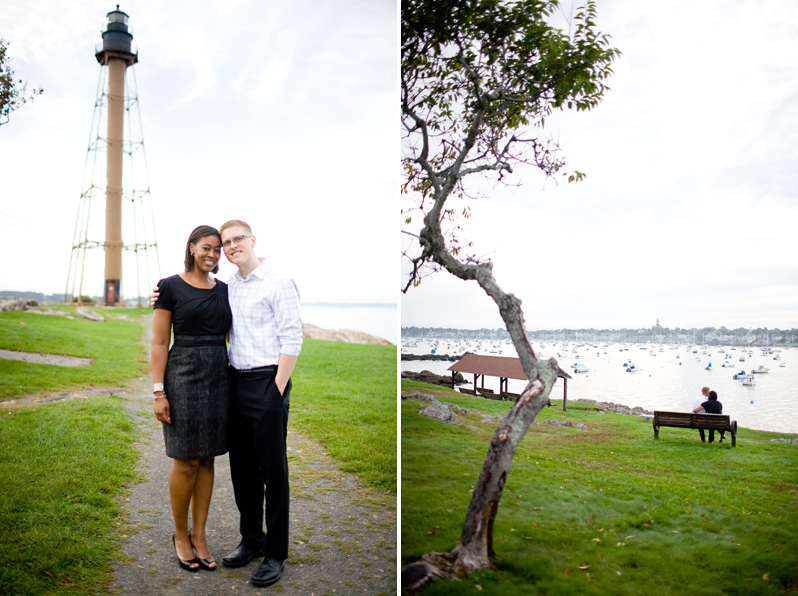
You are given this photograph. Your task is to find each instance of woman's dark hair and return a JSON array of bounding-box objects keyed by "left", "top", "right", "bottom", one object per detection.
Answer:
[
  {"left": 708, "top": 390, "right": 718, "bottom": 401},
  {"left": 184, "top": 225, "right": 221, "bottom": 273}
]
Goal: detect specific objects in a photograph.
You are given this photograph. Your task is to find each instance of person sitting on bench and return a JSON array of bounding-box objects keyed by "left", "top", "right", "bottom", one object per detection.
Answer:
[
  {"left": 693, "top": 390, "right": 725, "bottom": 443},
  {"left": 692, "top": 386, "right": 710, "bottom": 442}
]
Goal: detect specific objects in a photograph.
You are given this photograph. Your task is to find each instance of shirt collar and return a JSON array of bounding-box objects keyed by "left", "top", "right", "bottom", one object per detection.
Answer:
[{"left": 235, "top": 257, "right": 269, "bottom": 281}]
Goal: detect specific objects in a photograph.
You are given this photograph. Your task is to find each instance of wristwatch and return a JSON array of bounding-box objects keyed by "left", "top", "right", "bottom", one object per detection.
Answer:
[{"left": 154, "top": 382, "right": 166, "bottom": 400}]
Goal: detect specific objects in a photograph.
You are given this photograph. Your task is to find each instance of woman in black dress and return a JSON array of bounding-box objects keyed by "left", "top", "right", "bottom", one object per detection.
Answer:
[{"left": 152, "top": 225, "right": 233, "bottom": 571}]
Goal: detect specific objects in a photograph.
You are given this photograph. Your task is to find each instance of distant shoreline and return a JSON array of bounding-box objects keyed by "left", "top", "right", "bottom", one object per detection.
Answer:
[{"left": 303, "top": 302, "right": 395, "bottom": 308}]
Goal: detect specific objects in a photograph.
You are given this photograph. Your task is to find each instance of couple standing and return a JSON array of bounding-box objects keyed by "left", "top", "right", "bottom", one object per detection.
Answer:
[
  {"left": 151, "top": 220, "right": 301, "bottom": 587},
  {"left": 692, "top": 386, "right": 726, "bottom": 443}
]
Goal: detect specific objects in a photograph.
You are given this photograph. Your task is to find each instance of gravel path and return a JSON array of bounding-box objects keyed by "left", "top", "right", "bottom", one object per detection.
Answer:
[{"left": 111, "top": 379, "right": 397, "bottom": 595}]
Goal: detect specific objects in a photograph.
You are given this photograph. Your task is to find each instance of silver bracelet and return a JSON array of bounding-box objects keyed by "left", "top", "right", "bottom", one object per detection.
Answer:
[{"left": 153, "top": 382, "right": 164, "bottom": 392}]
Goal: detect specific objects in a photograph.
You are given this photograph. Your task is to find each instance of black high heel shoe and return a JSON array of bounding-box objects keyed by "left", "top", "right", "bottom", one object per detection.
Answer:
[
  {"left": 189, "top": 530, "right": 217, "bottom": 571},
  {"left": 172, "top": 533, "right": 200, "bottom": 572}
]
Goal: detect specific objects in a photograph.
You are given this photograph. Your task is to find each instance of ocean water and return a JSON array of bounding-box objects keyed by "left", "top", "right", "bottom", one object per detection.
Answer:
[
  {"left": 402, "top": 340, "right": 798, "bottom": 435},
  {"left": 302, "top": 303, "right": 396, "bottom": 345}
]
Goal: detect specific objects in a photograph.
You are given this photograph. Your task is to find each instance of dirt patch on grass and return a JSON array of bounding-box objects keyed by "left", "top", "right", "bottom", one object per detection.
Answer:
[{"left": 0, "top": 348, "right": 94, "bottom": 367}]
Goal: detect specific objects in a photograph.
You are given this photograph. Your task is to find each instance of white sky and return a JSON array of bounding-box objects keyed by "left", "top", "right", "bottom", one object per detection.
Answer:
[
  {"left": 402, "top": 0, "right": 798, "bottom": 331},
  {"left": 0, "top": 0, "right": 396, "bottom": 304}
]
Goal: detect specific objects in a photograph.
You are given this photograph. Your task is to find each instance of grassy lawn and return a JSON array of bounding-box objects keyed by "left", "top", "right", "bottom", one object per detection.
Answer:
[
  {"left": 293, "top": 339, "right": 397, "bottom": 494},
  {"left": 0, "top": 397, "right": 139, "bottom": 595},
  {"left": 0, "top": 310, "right": 397, "bottom": 594},
  {"left": 0, "top": 306, "right": 151, "bottom": 400},
  {"left": 402, "top": 381, "right": 798, "bottom": 595}
]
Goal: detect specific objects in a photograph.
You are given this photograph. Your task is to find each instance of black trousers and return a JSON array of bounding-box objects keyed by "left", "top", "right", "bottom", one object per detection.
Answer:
[{"left": 228, "top": 371, "right": 291, "bottom": 561}]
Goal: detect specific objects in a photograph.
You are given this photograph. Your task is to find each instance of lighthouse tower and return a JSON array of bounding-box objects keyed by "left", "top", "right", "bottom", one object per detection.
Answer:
[
  {"left": 96, "top": 6, "right": 137, "bottom": 305},
  {"left": 65, "top": 6, "right": 159, "bottom": 307}
]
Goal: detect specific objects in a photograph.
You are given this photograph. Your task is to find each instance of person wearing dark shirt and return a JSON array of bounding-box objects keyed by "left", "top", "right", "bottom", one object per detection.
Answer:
[
  {"left": 693, "top": 389, "right": 725, "bottom": 443},
  {"left": 152, "top": 225, "right": 233, "bottom": 572}
]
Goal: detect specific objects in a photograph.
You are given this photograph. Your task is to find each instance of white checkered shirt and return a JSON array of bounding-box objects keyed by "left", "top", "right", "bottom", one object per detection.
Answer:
[{"left": 227, "top": 258, "right": 303, "bottom": 369}]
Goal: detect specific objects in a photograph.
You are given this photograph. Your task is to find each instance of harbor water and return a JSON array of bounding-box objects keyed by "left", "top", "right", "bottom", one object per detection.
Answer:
[{"left": 402, "top": 340, "right": 797, "bottom": 435}]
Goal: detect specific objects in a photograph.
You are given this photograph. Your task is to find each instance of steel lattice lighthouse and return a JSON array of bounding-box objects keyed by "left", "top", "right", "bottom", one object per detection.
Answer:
[
  {"left": 96, "top": 5, "right": 137, "bottom": 305},
  {"left": 65, "top": 6, "right": 160, "bottom": 307}
]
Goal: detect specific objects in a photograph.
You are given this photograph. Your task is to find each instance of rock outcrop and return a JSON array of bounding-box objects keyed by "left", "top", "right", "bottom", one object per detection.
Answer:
[
  {"left": 0, "top": 298, "right": 38, "bottom": 312},
  {"left": 542, "top": 419, "right": 589, "bottom": 430},
  {"left": 302, "top": 323, "right": 391, "bottom": 345},
  {"left": 401, "top": 370, "right": 459, "bottom": 387},
  {"left": 76, "top": 307, "right": 105, "bottom": 322},
  {"left": 574, "top": 398, "right": 652, "bottom": 416},
  {"left": 401, "top": 352, "right": 471, "bottom": 361}
]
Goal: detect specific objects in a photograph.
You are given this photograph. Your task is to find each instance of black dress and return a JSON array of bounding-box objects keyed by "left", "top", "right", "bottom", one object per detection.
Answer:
[{"left": 154, "top": 275, "right": 233, "bottom": 460}]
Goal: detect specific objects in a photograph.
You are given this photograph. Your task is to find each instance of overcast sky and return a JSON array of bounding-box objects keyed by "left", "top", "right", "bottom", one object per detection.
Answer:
[
  {"left": 402, "top": 0, "right": 798, "bottom": 332},
  {"left": 1, "top": 0, "right": 396, "bottom": 305}
]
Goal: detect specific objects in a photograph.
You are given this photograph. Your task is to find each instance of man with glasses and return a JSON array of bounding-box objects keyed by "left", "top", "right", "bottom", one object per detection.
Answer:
[
  {"left": 217, "top": 219, "right": 302, "bottom": 587},
  {"left": 151, "top": 219, "right": 302, "bottom": 587}
]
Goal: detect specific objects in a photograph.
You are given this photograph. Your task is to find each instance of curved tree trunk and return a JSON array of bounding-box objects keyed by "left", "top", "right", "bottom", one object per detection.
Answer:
[{"left": 403, "top": 206, "right": 560, "bottom": 588}]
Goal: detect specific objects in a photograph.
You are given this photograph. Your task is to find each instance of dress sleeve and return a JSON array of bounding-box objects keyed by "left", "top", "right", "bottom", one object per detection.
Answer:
[{"left": 153, "top": 277, "right": 175, "bottom": 311}]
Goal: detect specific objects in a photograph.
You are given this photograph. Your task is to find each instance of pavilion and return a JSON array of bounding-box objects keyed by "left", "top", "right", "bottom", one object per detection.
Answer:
[{"left": 447, "top": 353, "right": 573, "bottom": 410}]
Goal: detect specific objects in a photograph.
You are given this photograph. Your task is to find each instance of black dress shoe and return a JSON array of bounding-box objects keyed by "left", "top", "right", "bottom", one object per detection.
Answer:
[
  {"left": 222, "top": 543, "right": 264, "bottom": 568},
  {"left": 250, "top": 558, "right": 286, "bottom": 587}
]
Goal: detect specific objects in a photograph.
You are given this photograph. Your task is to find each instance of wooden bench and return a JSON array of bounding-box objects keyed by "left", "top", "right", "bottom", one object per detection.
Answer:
[
  {"left": 501, "top": 391, "right": 521, "bottom": 402},
  {"left": 478, "top": 389, "right": 502, "bottom": 401},
  {"left": 458, "top": 387, "right": 477, "bottom": 396},
  {"left": 652, "top": 411, "right": 737, "bottom": 447}
]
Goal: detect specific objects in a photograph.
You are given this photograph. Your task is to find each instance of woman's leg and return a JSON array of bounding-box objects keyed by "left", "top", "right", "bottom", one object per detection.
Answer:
[
  {"left": 170, "top": 458, "right": 200, "bottom": 567},
  {"left": 190, "top": 457, "right": 217, "bottom": 566}
]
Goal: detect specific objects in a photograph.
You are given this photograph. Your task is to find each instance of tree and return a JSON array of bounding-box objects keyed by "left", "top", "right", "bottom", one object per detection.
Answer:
[
  {"left": 401, "top": 0, "right": 619, "bottom": 588},
  {"left": 0, "top": 39, "right": 43, "bottom": 126}
]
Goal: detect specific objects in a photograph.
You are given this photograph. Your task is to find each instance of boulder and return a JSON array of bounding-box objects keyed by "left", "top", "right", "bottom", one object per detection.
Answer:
[{"left": 419, "top": 400, "right": 455, "bottom": 423}]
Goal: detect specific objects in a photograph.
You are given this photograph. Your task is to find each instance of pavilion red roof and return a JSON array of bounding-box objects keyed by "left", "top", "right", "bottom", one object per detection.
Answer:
[{"left": 447, "top": 353, "right": 571, "bottom": 380}]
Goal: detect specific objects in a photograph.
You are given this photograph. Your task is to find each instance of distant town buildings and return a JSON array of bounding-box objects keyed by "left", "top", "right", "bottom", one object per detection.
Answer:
[{"left": 401, "top": 325, "right": 797, "bottom": 345}]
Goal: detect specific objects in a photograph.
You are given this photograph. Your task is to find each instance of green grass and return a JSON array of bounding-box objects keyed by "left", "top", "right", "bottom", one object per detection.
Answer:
[
  {"left": 0, "top": 306, "right": 150, "bottom": 400},
  {"left": 293, "top": 339, "right": 397, "bottom": 494},
  {"left": 402, "top": 381, "right": 798, "bottom": 595},
  {"left": 0, "top": 396, "right": 139, "bottom": 595}
]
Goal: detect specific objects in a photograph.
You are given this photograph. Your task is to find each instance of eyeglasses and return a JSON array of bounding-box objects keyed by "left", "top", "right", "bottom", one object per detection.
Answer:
[{"left": 222, "top": 234, "right": 252, "bottom": 248}]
